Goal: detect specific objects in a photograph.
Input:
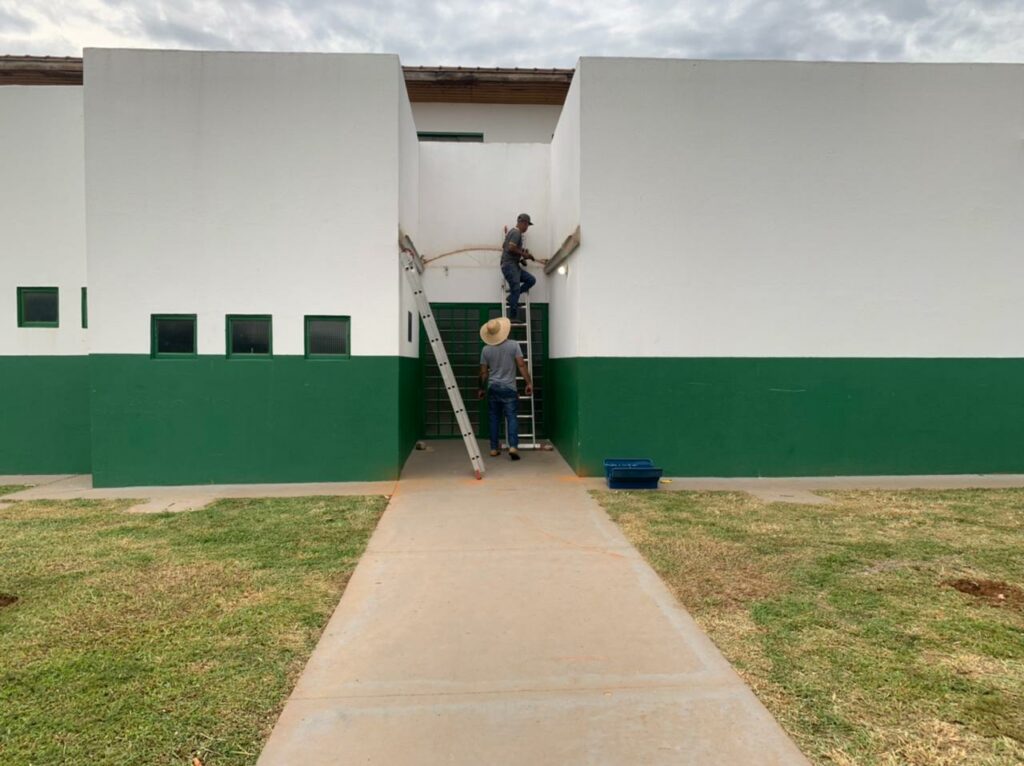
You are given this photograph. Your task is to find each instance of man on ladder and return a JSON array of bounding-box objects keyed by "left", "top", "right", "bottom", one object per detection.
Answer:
[
  {"left": 501, "top": 213, "right": 537, "bottom": 321},
  {"left": 478, "top": 317, "right": 534, "bottom": 461}
]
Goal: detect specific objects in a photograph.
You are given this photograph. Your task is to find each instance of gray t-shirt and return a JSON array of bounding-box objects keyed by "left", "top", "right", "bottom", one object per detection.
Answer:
[
  {"left": 481, "top": 339, "right": 522, "bottom": 391},
  {"left": 501, "top": 227, "right": 523, "bottom": 267}
]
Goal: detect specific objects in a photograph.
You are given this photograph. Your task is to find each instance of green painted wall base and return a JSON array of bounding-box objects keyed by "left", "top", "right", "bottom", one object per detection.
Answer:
[
  {"left": 0, "top": 356, "right": 92, "bottom": 474},
  {"left": 9, "top": 353, "right": 1020, "bottom": 484},
  {"left": 548, "top": 355, "right": 580, "bottom": 471},
  {"left": 89, "top": 355, "right": 414, "bottom": 487},
  {"left": 399, "top": 355, "right": 422, "bottom": 470},
  {"left": 550, "top": 357, "right": 1024, "bottom": 478}
]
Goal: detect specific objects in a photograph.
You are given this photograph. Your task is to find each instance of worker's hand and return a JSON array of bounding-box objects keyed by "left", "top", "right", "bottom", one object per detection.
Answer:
[
  {"left": 525, "top": 383, "right": 534, "bottom": 395},
  {"left": 477, "top": 388, "right": 485, "bottom": 400}
]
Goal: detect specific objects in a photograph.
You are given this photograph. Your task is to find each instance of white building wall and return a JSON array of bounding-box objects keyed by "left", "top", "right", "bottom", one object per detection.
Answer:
[
  {"left": 411, "top": 102, "right": 561, "bottom": 143},
  {"left": 398, "top": 71, "right": 420, "bottom": 359},
  {"left": 0, "top": 87, "right": 88, "bottom": 356},
  {"left": 577, "top": 58, "right": 1024, "bottom": 359},
  {"left": 418, "top": 142, "right": 549, "bottom": 304},
  {"left": 84, "top": 49, "right": 404, "bottom": 356},
  {"left": 547, "top": 70, "right": 582, "bottom": 360}
]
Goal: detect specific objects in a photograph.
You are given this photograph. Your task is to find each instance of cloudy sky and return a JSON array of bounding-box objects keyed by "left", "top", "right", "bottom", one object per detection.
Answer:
[{"left": 2, "top": 0, "right": 1022, "bottom": 66}]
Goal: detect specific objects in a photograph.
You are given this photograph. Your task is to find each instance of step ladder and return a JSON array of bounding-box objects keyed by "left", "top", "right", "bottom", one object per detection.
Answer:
[
  {"left": 500, "top": 279, "right": 541, "bottom": 450},
  {"left": 401, "top": 251, "right": 485, "bottom": 479}
]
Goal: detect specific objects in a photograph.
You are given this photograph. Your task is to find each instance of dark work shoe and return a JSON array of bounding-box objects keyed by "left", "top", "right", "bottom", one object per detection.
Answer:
[{"left": 509, "top": 448, "right": 521, "bottom": 461}]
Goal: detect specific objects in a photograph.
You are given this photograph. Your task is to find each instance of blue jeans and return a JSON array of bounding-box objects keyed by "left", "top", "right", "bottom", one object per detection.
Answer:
[
  {"left": 501, "top": 262, "right": 536, "bottom": 319},
  {"left": 488, "top": 384, "right": 518, "bottom": 450}
]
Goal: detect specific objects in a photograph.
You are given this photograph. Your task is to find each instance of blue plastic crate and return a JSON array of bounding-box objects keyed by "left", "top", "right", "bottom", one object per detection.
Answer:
[
  {"left": 603, "top": 458, "right": 663, "bottom": 490},
  {"left": 603, "top": 458, "right": 653, "bottom": 477}
]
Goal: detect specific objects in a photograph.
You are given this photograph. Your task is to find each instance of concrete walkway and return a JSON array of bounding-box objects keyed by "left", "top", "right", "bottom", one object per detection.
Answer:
[
  {"left": 0, "top": 474, "right": 395, "bottom": 513},
  {"left": 5, "top": 470, "right": 1023, "bottom": 511},
  {"left": 580, "top": 473, "right": 1024, "bottom": 506},
  {"left": 256, "top": 443, "right": 810, "bottom": 765}
]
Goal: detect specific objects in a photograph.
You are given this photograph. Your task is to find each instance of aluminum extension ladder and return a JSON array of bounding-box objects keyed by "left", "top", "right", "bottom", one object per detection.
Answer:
[
  {"left": 500, "top": 280, "right": 541, "bottom": 450},
  {"left": 401, "top": 251, "right": 486, "bottom": 479}
]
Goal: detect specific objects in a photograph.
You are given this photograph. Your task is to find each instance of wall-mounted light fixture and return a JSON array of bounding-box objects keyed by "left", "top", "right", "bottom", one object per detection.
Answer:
[{"left": 557, "top": 265, "right": 568, "bottom": 276}]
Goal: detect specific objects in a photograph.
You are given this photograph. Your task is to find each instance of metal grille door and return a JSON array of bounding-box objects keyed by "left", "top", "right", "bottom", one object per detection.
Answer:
[{"left": 422, "top": 304, "right": 547, "bottom": 440}]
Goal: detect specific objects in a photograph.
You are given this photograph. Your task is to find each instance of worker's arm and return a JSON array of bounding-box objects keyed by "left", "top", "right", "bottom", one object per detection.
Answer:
[
  {"left": 515, "top": 357, "right": 533, "bottom": 395},
  {"left": 506, "top": 231, "right": 534, "bottom": 260},
  {"left": 477, "top": 363, "right": 489, "bottom": 399},
  {"left": 508, "top": 242, "right": 534, "bottom": 260}
]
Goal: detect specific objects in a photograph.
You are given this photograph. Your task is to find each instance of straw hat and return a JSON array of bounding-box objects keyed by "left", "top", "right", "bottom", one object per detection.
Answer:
[{"left": 480, "top": 317, "right": 511, "bottom": 346}]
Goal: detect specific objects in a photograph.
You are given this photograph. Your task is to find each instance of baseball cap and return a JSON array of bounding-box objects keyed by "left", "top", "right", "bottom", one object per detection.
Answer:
[{"left": 517, "top": 213, "right": 534, "bottom": 226}]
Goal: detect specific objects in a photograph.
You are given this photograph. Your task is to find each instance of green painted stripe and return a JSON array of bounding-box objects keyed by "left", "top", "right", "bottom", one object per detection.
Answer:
[
  {"left": 399, "top": 354, "right": 423, "bottom": 469},
  {"left": 552, "top": 357, "right": 1024, "bottom": 477},
  {"left": 548, "top": 356, "right": 580, "bottom": 471},
  {"left": 89, "top": 355, "right": 410, "bottom": 487},
  {"left": 0, "top": 356, "right": 91, "bottom": 473}
]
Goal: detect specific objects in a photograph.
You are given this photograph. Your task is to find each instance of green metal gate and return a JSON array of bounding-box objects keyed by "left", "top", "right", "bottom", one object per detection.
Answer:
[{"left": 420, "top": 303, "right": 547, "bottom": 440}]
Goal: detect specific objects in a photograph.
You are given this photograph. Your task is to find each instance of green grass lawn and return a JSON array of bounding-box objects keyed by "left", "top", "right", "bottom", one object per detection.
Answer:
[
  {"left": 0, "top": 485, "right": 29, "bottom": 497},
  {"left": 0, "top": 495, "right": 387, "bottom": 765},
  {"left": 596, "top": 488, "right": 1024, "bottom": 766}
]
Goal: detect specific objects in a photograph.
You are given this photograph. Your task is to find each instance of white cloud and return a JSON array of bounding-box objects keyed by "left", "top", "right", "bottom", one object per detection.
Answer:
[{"left": 1, "top": 0, "right": 1022, "bottom": 64}]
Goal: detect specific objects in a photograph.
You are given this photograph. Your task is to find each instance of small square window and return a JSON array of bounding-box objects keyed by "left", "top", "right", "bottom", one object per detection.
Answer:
[
  {"left": 152, "top": 315, "right": 196, "bottom": 357},
  {"left": 305, "top": 316, "right": 350, "bottom": 358},
  {"left": 227, "top": 315, "right": 272, "bottom": 357},
  {"left": 17, "top": 287, "right": 59, "bottom": 327}
]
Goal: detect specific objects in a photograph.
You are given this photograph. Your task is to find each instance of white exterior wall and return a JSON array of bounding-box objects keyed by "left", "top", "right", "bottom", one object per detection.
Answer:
[
  {"left": 84, "top": 49, "right": 404, "bottom": 356},
  {"left": 577, "top": 58, "right": 1024, "bottom": 358},
  {"left": 398, "top": 72, "right": 420, "bottom": 359},
  {"left": 547, "top": 71, "right": 582, "bottom": 360},
  {"left": 0, "top": 87, "right": 88, "bottom": 356},
  {"left": 418, "top": 142, "right": 549, "bottom": 304},
  {"left": 411, "top": 102, "right": 561, "bottom": 143}
]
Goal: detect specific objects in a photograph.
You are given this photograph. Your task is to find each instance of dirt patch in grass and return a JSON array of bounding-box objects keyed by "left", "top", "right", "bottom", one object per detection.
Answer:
[
  {"left": 947, "top": 578, "right": 1024, "bottom": 610},
  {"left": 0, "top": 593, "right": 18, "bottom": 608},
  {"left": 0, "top": 494, "right": 388, "bottom": 765},
  {"left": 595, "top": 487, "right": 1024, "bottom": 766}
]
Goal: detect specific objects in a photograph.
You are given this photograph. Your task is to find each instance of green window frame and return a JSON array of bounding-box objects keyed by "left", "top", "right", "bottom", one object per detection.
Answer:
[
  {"left": 151, "top": 314, "right": 197, "bottom": 358},
  {"left": 17, "top": 287, "right": 59, "bottom": 328},
  {"left": 305, "top": 315, "right": 350, "bottom": 359},
  {"left": 417, "top": 131, "right": 484, "bottom": 143},
  {"left": 81, "top": 287, "right": 88, "bottom": 329},
  {"left": 226, "top": 314, "right": 273, "bottom": 358}
]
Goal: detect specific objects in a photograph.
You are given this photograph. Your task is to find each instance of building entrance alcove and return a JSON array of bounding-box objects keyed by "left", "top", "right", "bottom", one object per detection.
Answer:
[{"left": 419, "top": 303, "right": 548, "bottom": 443}]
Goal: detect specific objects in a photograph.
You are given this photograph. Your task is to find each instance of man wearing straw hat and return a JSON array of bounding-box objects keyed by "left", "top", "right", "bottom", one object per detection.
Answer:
[{"left": 478, "top": 317, "right": 534, "bottom": 460}]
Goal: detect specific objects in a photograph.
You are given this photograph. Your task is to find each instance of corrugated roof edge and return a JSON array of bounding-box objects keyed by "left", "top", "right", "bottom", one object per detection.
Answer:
[{"left": 0, "top": 56, "right": 574, "bottom": 104}]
